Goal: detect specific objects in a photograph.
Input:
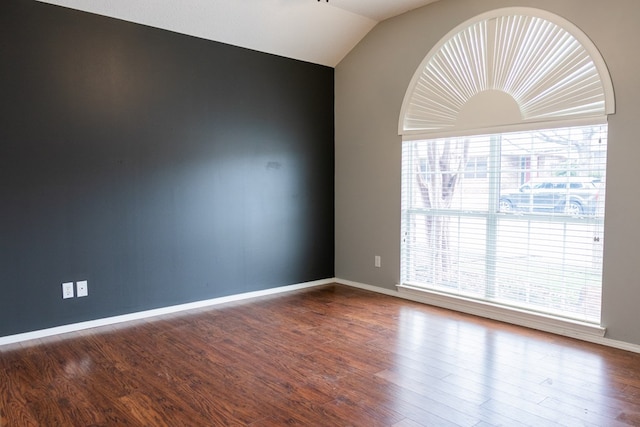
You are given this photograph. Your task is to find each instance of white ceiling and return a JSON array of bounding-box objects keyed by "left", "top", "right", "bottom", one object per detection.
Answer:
[
  {"left": 324, "top": 0, "right": 439, "bottom": 21},
  {"left": 37, "top": 0, "right": 439, "bottom": 67}
]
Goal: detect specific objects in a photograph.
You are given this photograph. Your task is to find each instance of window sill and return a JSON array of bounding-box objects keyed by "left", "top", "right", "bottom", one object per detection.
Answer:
[{"left": 396, "top": 283, "right": 606, "bottom": 340}]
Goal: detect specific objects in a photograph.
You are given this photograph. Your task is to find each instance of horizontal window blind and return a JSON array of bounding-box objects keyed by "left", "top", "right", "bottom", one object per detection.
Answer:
[{"left": 401, "top": 124, "right": 606, "bottom": 323}]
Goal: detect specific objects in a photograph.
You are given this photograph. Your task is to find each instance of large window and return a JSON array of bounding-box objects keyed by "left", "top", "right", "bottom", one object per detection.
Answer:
[
  {"left": 401, "top": 125, "right": 606, "bottom": 323},
  {"left": 397, "top": 8, "right": 614, "bottom": 329}
]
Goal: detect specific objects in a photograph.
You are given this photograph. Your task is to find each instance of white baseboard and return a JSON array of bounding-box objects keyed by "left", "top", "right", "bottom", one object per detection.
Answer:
[
  {"left": 5, "top": 277, "right": 639, "bottom": 355},
  {"left": 335, "top": 278, "right": 640, "bottom": 355},
  {"left": 0, "top": 278, "right": 333, "bottom": 347}
]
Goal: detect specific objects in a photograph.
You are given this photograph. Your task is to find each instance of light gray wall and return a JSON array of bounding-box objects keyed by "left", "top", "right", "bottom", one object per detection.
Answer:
[{"left": 335, "top": 0, "right": 640, "bottom": 345}]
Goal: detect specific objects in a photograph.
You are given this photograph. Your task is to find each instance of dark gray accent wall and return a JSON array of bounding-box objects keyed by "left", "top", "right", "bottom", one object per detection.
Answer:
[{"left": 0, "top": 1, "right": 334, "bottom": 336}]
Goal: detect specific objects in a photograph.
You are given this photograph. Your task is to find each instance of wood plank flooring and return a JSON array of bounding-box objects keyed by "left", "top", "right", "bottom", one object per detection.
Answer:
[{"left": 1, "top": 284, "right": 640, "bottom": 426}]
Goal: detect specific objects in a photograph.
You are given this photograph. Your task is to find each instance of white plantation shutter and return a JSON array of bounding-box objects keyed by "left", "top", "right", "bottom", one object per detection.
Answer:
[
  {"left": 399, "top": 8, "right": 614, "bottom": 140},
  {"left": 399, "top": 8, "right": 614, "bottom": 325}
]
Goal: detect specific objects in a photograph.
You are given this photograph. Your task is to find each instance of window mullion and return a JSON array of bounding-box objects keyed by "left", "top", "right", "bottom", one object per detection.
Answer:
[{"left": 485, "top": 134, "right": 501, "bottom": 299}]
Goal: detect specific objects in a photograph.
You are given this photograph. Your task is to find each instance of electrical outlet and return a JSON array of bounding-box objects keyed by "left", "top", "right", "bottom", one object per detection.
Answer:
[
  {"left": 375, "top": 255, "right": 381, "bottom": 268},
  {"left": 76, "top": 280, "right": 88, "bottom": 297},
  {"left": 62, "top": 282, "right": 74, "bottom": 299}
]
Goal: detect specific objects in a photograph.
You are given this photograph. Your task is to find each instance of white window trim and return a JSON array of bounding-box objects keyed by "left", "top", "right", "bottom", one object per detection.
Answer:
[
  {"left": 398, "top": 7, "right": 614, "bottom": 330},
  {"left": 401, "top": 115, "right": 608, "bottom": 142}
]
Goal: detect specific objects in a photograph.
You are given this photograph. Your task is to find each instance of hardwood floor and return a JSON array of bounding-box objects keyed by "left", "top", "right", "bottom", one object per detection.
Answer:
[{"left": 1, "top": 284, "right": 640, "bottom": 426}]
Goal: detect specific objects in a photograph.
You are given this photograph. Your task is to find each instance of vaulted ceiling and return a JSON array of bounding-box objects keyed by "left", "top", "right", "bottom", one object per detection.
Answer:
[{"left": 37, "top": 0, "right": 440, "bottom": 67}]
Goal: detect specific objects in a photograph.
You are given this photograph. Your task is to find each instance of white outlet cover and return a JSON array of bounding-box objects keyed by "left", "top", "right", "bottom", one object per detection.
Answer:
[
  {"left": 62, "top": 282, "right": 74, "bottom": 299},
  {"left": 77, "top": 280, "right": 88, "bottom": 297}
]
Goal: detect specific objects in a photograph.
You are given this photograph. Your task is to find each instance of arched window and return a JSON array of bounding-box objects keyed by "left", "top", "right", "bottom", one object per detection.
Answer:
[{"left": 399, "top": 8, "right": 614, "bottom": 333}]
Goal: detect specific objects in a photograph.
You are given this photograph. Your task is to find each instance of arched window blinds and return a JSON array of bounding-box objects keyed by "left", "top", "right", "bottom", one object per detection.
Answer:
[{"left": 398, "top": 8, "right": 615, "bottom": 140}]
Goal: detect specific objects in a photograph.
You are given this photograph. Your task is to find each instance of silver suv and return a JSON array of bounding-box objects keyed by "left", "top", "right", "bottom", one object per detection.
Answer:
[{"left": 499, "top": 178, "right": 601, "bottom": 216}]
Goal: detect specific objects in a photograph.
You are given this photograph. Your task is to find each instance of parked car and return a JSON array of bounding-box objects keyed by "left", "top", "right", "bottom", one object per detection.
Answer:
[{"left": 499, "top": 178, "right": 601, "bottom": 216}]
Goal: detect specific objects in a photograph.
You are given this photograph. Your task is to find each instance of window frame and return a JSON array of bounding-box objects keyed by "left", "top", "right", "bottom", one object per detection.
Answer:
[
  {"left": 401, "top": 125, "right": 606, "bottom": 325},
  {"left": 397, "top": 7, "right": 614, "bottom": 338}
]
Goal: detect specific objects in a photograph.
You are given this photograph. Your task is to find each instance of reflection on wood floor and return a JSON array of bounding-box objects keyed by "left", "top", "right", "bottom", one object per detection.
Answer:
[{"left": 1, "top": 284, "right": 639, "bottom": 426}]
